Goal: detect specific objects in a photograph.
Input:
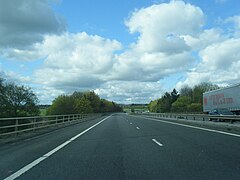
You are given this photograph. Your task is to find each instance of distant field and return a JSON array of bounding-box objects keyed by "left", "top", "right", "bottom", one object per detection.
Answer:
[
  {"left": 123, "top": 104, "right": 148, "bottom": 113},
  {"left": 39, "top": 108, "right": 47, "bottom": 116}
]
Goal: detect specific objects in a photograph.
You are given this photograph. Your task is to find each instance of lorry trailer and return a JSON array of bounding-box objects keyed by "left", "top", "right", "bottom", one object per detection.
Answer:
[{"left": 203, "top": 83, "right": 240, "bottom": 115}]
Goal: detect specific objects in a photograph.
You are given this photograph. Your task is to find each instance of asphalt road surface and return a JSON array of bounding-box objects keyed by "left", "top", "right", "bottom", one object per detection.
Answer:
[{"left": 1, "top": 113, "right": 240, "bottom": 180}]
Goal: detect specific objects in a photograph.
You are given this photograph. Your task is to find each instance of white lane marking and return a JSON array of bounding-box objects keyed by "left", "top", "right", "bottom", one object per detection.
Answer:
[
  {"left": 4, "top": 115, "right": 112, "bottom": 180},
  {"left": 152, "top": 139, "right": 163, "bottom": 147},
  {"left": 136, "top": 116, "right": 240, "bottom": 138},
  {"left": 130, "top": 122, "right": 132, "bottom": 125},
  {"left": 136, "top": 127, "right": 140, "bottom": 130}
]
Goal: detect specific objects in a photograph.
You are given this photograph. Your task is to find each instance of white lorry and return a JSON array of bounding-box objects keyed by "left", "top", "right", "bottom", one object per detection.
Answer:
[{"left": 203, "top": 83, "right": 240, "bottom": 115}]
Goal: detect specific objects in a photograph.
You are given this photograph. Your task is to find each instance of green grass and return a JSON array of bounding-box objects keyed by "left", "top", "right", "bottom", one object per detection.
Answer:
[
  {"left": 123, "top": 104, "right": 149, "bottom": 113},
  {"left": 39, "top": 108, "right": 47, "bottom": 116}
]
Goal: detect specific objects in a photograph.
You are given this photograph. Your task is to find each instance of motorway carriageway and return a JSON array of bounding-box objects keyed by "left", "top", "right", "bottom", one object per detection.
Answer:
[{"left": 0, "top": 113, "right": 240, "bottom": 180}]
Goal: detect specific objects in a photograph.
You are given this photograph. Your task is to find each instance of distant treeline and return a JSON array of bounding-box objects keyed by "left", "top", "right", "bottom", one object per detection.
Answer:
[
  {"left": 0, "top": 77, "right": 122, "bottom": 118},
  {"left": 47, "top": 91, "right": 123, "bottom": 115},
  {"left": 148, "top": 82, "right": 219, "bottom": 113}
]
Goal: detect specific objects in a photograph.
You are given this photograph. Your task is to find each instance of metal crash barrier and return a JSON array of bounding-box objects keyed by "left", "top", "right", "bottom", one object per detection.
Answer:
[
  {"left": 0, "top": 114, "right": 99, "bottom": 137},
  {"left": 134, "top": 113, "right": 240, "bottom": 124}
]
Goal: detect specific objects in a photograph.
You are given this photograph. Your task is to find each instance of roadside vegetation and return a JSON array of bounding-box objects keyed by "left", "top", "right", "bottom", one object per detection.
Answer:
[
  {"left": 0, "top": 77, "right": 122, "bottom": 118},
  {"left": 148, "top": 82, "right": 219, "bottom": 113},
  {"left": 123, "top": 104, "right": 148, "bottom": 113},
  {"left": 46, "top": 91, "right": 123, "bottom": 115},
  {"left": 0, "top": 77, "right": 39, "bottom": 118},
  {"left": 1, "top": 75, "right": 219, "bottom": 118}
]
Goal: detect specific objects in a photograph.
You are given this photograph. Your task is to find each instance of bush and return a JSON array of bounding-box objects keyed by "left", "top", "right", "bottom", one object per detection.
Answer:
[
  {"left": 0, "top": 78, "right": 39, "bottom": 118},
  {"left": 187, "top": 103, "right": 202, "bottom": 112},
  {"left": 171, "top": 96, "right": 191, "bottom": 113}
]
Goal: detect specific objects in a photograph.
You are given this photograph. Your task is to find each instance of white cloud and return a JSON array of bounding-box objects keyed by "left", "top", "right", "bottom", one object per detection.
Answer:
[
  {"left": 110, "top": 50, "right": 193, "bottom": 82},
  {"left": 199, "top": 38, "right": 240, "bottom": 70},
  {"left": 225, "top": 15, "right": 240, "bottom": 37},
  {"left": 34, "top": 86, "right": 65, "bottom": 104},
  {"left": 0, "top": 69, "right": 31, "bottom": 84},
  {"left": 107, "top": 0, "right": 201, "bottom": 83},
  {"left": 0, "top": 0, "right": 66, "bottom": 49},
  {"left": 0, "top": 0, "right": 206, "bottom": 103},
  {"left": 125, "top": 0, "right": 204, "bottom": 54},
  {"left": 177, "top": 38, "right": 240, "bottom": 88},
  {"left": 2, "top": 0, "right": 239, "bottom": 104},
  {"left": 33, "top": 32, "right": 122, "bottom": 88},
  {"left": 182, "top": 28, "right": 225, "bottom": 50},
  {"left": 95, "top": 81, "right": 165, "bottom": 104}
]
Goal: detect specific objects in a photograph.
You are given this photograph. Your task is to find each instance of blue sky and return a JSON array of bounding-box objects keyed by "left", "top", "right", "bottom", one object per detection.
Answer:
[{"left": 1, "top": 0, "right": 240, "bottom": 104}]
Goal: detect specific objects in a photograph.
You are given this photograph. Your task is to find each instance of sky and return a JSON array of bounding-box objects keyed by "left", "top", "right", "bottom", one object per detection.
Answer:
[{"left": 0, "top": 0, "right": 240, "bottom": 104}]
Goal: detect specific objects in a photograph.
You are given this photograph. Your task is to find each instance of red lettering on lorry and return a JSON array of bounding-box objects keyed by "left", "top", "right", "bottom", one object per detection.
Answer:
[{"left": 209, "top": 93, "right": 233, "bottom": 105}]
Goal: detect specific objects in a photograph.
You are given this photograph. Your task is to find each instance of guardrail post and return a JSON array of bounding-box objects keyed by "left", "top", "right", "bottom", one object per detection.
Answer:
[
  {"left": 33, "top": 118, "right": 36, "bottom": 131},
  {"left": 15, "top": 119, "right": 18, "bottom": 137}
]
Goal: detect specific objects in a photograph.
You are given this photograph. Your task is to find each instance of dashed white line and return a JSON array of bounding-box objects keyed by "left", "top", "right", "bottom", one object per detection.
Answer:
[
  {"left": 4, "top": 115, "right": 112, "bottom": 180},
  {"left": 152, "top": 138, "right": 163, "bottom": 147},
  {"left": 136, "top": 116, "right": 240, "bottom": 138},
  {"left": 130, "top": 122, "right": 132, "bottom": 125},
  {"left": 136, "top": 127, "right": 140, "bottom": 130}
]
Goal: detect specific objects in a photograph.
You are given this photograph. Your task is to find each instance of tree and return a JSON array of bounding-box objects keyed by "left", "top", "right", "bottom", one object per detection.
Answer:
[
  {"left": 148, "top": 89, "right": 179, "bottom": 113},
  {"left": 47, "top": 95, "right": 76, "bottom": 115},
  {"left": 158, "top": 92, "right": 172, "bottom": 113},
  {"left": 171, "top": 96, "right": 191, "bottom": 112},
  {"left": 149, "top": 82, "right": 219, "bottom": 113},
  {"left": 148, "top": 100, "right": 158, "bottom": 112},
  {"left": 111, "top": 101, "right": 123, "bottom": 112},
  {"left": 71, "top": 91, "right": 84, "bottom": 100},
  {"left": 100, "top": 99, "right": 113, "bottom": 112},
  {"left": 180, "top": 85, "right": 193, "bottom": 98},
  {"left": 171, "top": 88, "right": 179, "bottom": 103},
  {"left": 188, "top": 103, "right": 202, "bottom": 112},
  {"left": 75, "top": 97, "right": 93, "bottom": 114},
  {"left": 84, "top": 91, "right": 101, "bottom": 113},
  {"left": 192, "top": 82, "right": 219, "bottom": 104},
  {"left": 47, "top": 91, "right": 122, "bottom": 115},
  {"left": 0, "top": 79, "right": 39, "bottom": 118}
]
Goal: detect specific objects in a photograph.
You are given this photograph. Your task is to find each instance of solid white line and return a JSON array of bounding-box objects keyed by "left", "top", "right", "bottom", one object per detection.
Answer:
[
  {"left": 152, "top": 139, "right": 163, "bottom": 147},
  {"left": 137, "top": 116, "right": 240, "bottom": 138},
  {"left": 4, "top": 115, "right": 112, "bottom": 180},
  {"left": 4, "top": 157, "right": 47, "bottom": 180},
  {"left": 136, "top": 127, "right": 140, "bottom": 130}
]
